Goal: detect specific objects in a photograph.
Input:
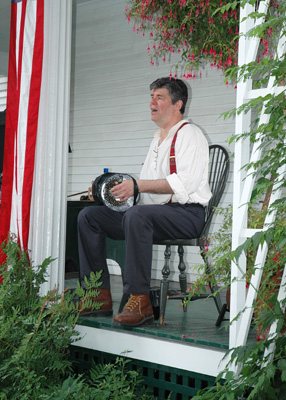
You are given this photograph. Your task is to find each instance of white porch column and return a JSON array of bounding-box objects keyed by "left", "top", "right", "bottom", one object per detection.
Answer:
[{"left": 28, "top": 0, "right": 72, "bottom": 296}]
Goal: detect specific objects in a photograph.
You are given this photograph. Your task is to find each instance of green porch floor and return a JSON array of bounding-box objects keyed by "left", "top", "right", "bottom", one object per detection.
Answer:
[{"left": 65, "top": 274, "right": 257, "bottom": 350}]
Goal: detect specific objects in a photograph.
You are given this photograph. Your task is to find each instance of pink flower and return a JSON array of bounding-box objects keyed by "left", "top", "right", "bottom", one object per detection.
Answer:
[
  {"left": 223, "top": 11, "right": 228, "bottom": 21},
  {"left": 273, "top": 252, "right": 280, "bottom": 262}
]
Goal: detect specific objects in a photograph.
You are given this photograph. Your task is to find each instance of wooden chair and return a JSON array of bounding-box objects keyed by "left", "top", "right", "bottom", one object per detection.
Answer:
[{"left": 153, "top": 144, "right": 230, "bottom": 325}]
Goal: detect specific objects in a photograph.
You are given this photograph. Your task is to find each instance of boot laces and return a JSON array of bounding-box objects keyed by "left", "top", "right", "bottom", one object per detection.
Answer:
[{"left": 124, "top": 295, "right": 143, "bottom": 312}]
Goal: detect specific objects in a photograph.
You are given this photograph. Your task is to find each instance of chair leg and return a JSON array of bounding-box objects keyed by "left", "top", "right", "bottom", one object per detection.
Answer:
[
  {"left": 178, "top": 245, "right": 187, "bottom": 293},
  {"left": 159, "top": 245, "right": 171, "bottom": 325},
  {"left": 215, "top": 303, "right": 228, "bottom": 327}
]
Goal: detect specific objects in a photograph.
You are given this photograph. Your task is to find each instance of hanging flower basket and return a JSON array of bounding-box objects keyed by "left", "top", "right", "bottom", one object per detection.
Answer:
[
  {"left": 126, "top": 0, "right": 239, "bottom": 76},
  {"left": 125, "top": 0, "right": 282, "bottom": 79}
]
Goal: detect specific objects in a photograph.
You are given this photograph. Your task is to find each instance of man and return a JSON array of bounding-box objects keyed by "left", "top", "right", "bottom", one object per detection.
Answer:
[{"left": 77, "top": 77, "right": 212, "bottom": 327}]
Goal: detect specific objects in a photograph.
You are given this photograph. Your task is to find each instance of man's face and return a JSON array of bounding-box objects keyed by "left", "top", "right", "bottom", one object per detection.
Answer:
[{"left": 150, "top": 88, "right": 180, "bottom": 127}]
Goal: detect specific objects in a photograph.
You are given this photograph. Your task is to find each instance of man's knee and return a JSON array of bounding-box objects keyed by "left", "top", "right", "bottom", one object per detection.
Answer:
[
  {"left": 77, "top": 207, "right": 90, "bottom": 226},
  {"left": 122, "top": 206, "right": 151, "bottom": 229},
  {"left": 77, "top": 206, "right": 101, "bottom": 228}
]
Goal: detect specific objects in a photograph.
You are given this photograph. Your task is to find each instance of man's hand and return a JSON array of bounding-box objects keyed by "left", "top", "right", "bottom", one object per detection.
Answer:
[
  {"left": 110, "top": 178, "right": 173, "bottom": 202},
  {"left": 110, "top": 180, "right": 134, "bottom": 202}
]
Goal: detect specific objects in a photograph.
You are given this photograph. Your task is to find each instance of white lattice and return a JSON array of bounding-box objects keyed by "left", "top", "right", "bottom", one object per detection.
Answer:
[{"left": 230, "top": 0, "right": 286, "bottom": 359}]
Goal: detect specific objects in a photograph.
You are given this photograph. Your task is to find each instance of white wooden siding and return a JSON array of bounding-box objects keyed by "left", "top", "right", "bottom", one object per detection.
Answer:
[
  {"left": 0, "top": 76, "right": 7, "bottom": 112},
  {"left": 69, "top": 0, "right": 236, "bottom": 281}
]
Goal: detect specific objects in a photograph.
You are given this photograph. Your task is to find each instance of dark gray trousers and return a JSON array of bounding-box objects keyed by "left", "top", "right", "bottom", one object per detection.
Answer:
[{"left": 77, "top": 203, "right": 205, "bottom": 294}]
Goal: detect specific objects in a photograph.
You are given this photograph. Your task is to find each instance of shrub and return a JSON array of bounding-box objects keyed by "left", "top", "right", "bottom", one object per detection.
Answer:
[{"left": 0, "top": 238, "right": 157, "bottom": 399}]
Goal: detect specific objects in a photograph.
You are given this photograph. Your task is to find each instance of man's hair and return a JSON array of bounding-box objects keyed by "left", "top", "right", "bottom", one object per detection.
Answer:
[{"left": 150, "top": 77, "right": 188, "bottom": 115}]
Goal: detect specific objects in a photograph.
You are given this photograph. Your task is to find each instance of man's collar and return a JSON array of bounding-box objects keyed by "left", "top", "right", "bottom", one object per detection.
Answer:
[{"left": 154, "top": 119, "right": 189, "bottom": 139}]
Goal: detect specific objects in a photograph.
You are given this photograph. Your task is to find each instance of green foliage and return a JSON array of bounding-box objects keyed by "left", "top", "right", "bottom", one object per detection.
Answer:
[
  {"left": 188, "top": 205, "right": 233, "bottom": 300},
  {"left": 192, "top": 310, "right": 286, "bottom": 399},
  {"left": 186, "top": 1, "right": 286, "bottom": 398},
  {"left": 0, "top": 238, "right": 82, "bottom": 399},
  {"left": 87, "top": 357, "right": 157, "bottom": 399},
  {"left": 125, "top": 0, "right": 283, "bottom": 78},
  {"left": 189, "top": 202, "right": 286, "bottom": 327},
  {"left": 0, "top": 239, "right": 157, "bottom": 399},
  {"left": 75, "top": 270, "right": 105, "bottom": 313},
  {"left": 126, "top": 0, "right": 239, "bottom": 76}
]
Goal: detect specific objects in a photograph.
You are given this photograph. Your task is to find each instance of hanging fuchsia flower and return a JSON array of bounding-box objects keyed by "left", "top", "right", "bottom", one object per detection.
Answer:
[
  {"left": 273, "top": 252, "right": 280, "bottom": 262},
  {"left": 126, "top": 0, "right": 279, "bottom": 78},
  {"left": 223, "top": 11, "right": 228, "bottom": 21}
]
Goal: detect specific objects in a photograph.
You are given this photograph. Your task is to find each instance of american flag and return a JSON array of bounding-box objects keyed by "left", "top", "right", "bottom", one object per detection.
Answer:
[{"left": 0, "top": 0, "right": 44, "bottom": 262}]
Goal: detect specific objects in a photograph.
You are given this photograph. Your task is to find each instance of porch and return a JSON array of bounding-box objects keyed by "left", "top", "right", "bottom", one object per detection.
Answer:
[{"left": 65, "top": 273, "right": 256, "bottom": 399}]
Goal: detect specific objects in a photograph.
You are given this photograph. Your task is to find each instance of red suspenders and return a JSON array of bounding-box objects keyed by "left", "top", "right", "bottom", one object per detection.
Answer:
[
  {"left": 168, "top": 122, "right": 189, "bottom": 203},
  {"left": 169, "top": 122, "right": 190, "bottom": 174}
]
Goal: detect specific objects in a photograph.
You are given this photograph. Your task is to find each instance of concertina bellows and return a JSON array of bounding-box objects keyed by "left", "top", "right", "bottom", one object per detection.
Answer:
[{"left": 92, "top": 172, "right": 139, "bottom": 212}]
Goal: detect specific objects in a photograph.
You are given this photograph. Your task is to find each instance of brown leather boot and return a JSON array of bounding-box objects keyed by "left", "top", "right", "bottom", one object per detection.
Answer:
[
  {"left": 78, "top": 288, "right": 113, "bottom": 317},
  {"left": 113, "top": 294, "right": 154, "bottom": 327}
]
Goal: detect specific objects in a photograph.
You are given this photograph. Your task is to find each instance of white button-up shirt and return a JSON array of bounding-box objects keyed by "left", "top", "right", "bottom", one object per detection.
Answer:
[{"left": 139, "top": 120, "right": 212, "bottom": 206}]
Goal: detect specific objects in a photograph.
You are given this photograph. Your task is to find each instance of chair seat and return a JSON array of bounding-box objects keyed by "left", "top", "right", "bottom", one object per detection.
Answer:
[{"left": 153, "top": 237, "right": 205, "bottom": 247}]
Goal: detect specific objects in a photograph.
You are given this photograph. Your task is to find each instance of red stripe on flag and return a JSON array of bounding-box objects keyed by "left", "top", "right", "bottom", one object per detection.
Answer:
[
  {"left": 21, "top": 0, "right": 44, "bottom": 250},
  {"left": 0, "top": 2, "right": 20, "bottom": 260}
]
